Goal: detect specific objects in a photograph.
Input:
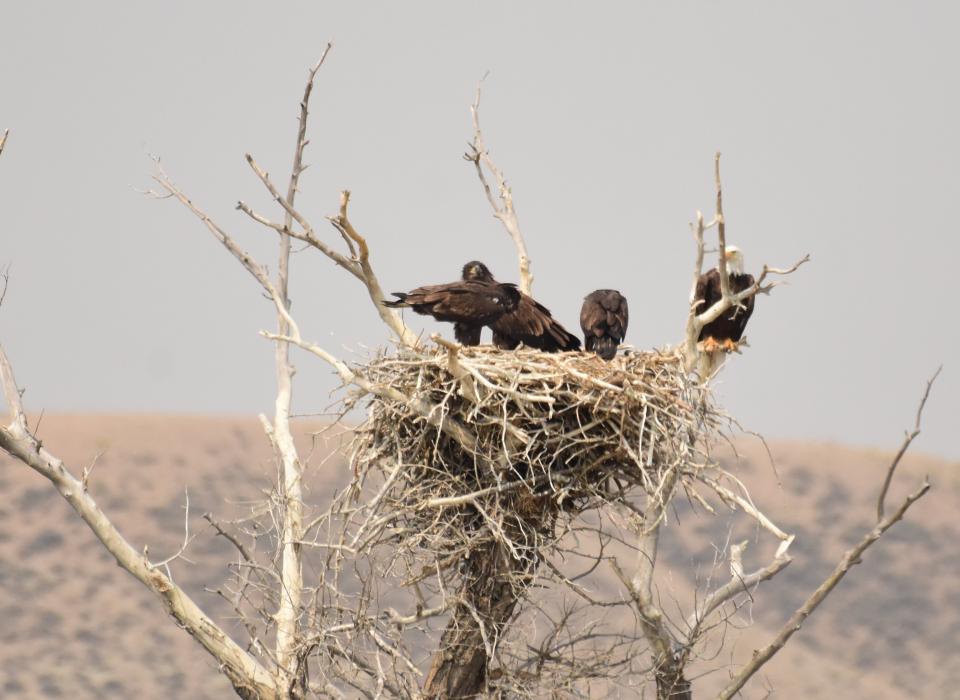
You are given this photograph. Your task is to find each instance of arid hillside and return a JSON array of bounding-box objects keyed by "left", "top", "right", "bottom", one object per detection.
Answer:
[{"left": 0, "top": 415, "right": 956, "bottom": 698}]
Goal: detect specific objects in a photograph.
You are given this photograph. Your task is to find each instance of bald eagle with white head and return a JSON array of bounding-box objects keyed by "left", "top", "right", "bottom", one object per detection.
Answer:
[{"left": 693, "top": 245, "right": 756, "bottom": 368}]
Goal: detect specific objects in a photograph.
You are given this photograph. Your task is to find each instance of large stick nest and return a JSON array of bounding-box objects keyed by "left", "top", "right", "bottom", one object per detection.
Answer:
[{"left": 348, "top": 345, "right": 720, "bottom": 559}]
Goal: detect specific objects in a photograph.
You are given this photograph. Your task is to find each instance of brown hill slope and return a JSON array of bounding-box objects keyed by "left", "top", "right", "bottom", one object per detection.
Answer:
[{"left": 0, "top": 415, "right": 956, "bottom": 698}]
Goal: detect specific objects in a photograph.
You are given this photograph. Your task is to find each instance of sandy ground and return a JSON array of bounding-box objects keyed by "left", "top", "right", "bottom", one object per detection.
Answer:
[{"left": 1, "top": 415, "right": 957, "bottom": 699}]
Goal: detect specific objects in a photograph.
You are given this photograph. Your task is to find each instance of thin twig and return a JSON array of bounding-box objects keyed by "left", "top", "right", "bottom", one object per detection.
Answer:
[
  {"left": 876, "top": 366, "right": 941, "bottom": 521},
  {"left": 717, "top": 479, "right": 930, "bottom": 700},
  {"left": 0, "top": 346, "right": 277, "bottom": 697},
  {"left": 464, "top": 79, "right": 533, "bottom": 294},
  {"left": 204, "top": 513, "right": 255, "bottom": 563},
  {"left": 684, "top": 540, "right": 792, "bottom": 645}
]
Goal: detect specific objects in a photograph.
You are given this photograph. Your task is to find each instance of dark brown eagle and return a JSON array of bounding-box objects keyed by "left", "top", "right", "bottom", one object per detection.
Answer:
[
  {"left": 580, "top": 289, "right": 628, "bottom": 360},
  {"left": 693, "top": 245, "right": 756, "bottom": 353},
  {"left": 384, "top": 261, "right": 580, "bottom": 352},
  {"left": 461, "top": 261, "right": 581, "bottom": 352},
  {"left": 382, "top": 272, "right": 520, "bottom": 346}
]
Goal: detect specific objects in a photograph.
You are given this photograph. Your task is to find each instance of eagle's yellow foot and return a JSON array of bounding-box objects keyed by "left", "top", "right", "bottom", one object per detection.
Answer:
[
  {"left": 722, "top": 339, "right": 739, "bottom": 353},
  {"left": 700, "top": 337, "right": 720, "bottom": 353}
]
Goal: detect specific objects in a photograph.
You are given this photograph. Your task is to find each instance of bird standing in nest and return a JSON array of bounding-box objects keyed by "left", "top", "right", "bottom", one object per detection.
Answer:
[
  {"left": 460, "top": 261, "right": 580, "bottom": 352},
  {"left": 384, "top": 261, "right": 580, "bottom": 352},
  {"left": 382, "top": 266, "right": 519, "bottom": 346},
  {"left": 580, "top": 289, "right": 629, "bottom": 360}
]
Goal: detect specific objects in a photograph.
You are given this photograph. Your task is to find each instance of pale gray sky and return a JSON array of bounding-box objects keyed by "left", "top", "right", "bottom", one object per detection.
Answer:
[{"left": 1, "top": 2, "right": 957, "bottom": 459}]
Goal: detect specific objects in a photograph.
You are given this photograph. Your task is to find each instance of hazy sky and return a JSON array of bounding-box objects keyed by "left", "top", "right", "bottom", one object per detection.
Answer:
[{"left": 1, "top": 2, "right": 957, "bottom": 459}]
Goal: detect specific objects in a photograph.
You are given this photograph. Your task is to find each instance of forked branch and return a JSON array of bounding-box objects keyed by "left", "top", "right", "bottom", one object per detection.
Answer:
[
  {"left": 0, "top": 346, "right": 277, "bottom": 699},
  {"left": 615, "top": 467, "right": 692, "bottom": 700},
  {"left": 271, "top": 45, "right": 333, "bottom": 688},
  {"left": 877, "top": 366, "right": 941, "bottom": 521},
  {"left": 716, "top": 373, "right": 938, "bottom": 699},
  {"left": 150, "top": 163, "right": 301, "bottom": 338},
  {"left": 717, "top": 479, "right": 929, "bottom": 700},
  {"left": 683, "top": 153, "right": 809, "bottom": 371},
  {"left": 683, "top": 539, "right": 792, "bottom": 648},
  {"left": 464, "top": 79, "right": 533, "bottom": 294},
  {"left": 327, "top": 191, "right": 420, "bottom": 347},
  {"left": 237, "top": 160, "right": 419, "bottom": 348}
]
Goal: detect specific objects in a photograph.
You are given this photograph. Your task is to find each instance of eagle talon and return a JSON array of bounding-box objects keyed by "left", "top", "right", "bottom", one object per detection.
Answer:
[{"left": 722, "top": 339, "right": 738, "bottom": 353}]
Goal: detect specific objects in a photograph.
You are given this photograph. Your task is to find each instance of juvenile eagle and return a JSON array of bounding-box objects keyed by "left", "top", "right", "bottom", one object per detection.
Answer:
[
  {"left": 462, "top": 261, "right": 581, "bottom": 352},
  {"left": 693, "top": 245, "right": 756, "bottom": 354},
  {"left": 580, "top": 289, "right": 629, "bottom": 360},
  {"left": 383, "top": 270, "right": 520, "bottom": 346}
]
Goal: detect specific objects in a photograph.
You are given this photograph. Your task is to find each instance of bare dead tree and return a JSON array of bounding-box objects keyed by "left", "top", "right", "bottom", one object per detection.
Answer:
[{"left": 0, "top": 56, "right": 939, "bottom": 700}]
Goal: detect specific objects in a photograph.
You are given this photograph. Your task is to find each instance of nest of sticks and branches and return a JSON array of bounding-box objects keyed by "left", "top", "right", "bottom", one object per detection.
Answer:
[
  {"left": 325, "top": 343, "right": 734, "bottom": 694},
  {"left": 351, "top": 344, "right": 719, "bottom": 535}
]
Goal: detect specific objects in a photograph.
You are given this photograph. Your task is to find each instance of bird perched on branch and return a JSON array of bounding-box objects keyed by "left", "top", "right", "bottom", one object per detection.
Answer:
[
  {"left": 693, "top": 245, "right": 756, "bottom": 354},
  {"left": 384, "top": 261, "right": 580, "bottom": 352},
  {"left": 461, "top": 261, "right": 581, "bottom": 352},
  {"left": 580, "top": 290, "right": 628, "bottom": 360}
]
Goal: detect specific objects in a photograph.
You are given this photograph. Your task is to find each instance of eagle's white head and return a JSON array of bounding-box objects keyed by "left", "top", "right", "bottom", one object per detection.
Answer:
[{"left": 722, "top": 245, "right": 745, "bottom": 275}]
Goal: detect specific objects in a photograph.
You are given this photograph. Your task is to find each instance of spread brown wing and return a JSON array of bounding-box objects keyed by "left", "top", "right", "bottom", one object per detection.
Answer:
[
  {"left": 384, "top": 281, "right": 521, "bottom": 346},
  {"left": 385, "top": 281, "right": 518, "bottom": 325},
  {"left": 492, "top": 294, "right": 581, "bottom": 352}
]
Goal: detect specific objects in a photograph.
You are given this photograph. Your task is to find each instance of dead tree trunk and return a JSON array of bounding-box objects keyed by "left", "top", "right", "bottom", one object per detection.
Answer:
[
  {"left": 655, "top": 656, "right": 693, "bottom": 700},
  {"left": 422, "top": 534, "right": 536, "bottom": 699}
]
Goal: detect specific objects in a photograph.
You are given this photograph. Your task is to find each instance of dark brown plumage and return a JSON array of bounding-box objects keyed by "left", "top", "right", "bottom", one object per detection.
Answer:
[
  {"left": 694, "top": 268, "right": 755, "bottom": 349},
  {"left": 580, "top": 289, "right": 628, "bottom": 360},
  {"left": 461, "top": 261, "right": 581, "bottom": 352},
  {"left": 383, "top": 277, "right": 521, "bottom": 346}
]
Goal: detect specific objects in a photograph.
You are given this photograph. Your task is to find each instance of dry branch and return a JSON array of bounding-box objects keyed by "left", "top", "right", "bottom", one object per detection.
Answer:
[
  {"left": 237, "top": 158, "right": 418, "bottom": 347},
  {"left": 151, "top": 162, "right": 301, "bottom": 337},
  {"left": 716, "top": 480, "right": 930, "bottom": 700},
  {"left": 716, "top": 371, "right": 940, "bottom": 699},
  {"left": 271, "top": 46, "right": 333, "bottom": 688},
  {"left": 0, "top": 346, "right": 278, "bottom": 699},
  {"left": 683, "top": 540, "right": 792, "bottom": 647},
  {"left": 683, "top": 153, "right": 809, "bottom": 373},
  {"left": 464, "top": 80, "right": 533, "bottom": 295},
  {"left": 327, "top": 190, "right": 420, "bottom": 347},
  {"left": 877, "top": 366, "right": 941, "bottom": 521}
]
